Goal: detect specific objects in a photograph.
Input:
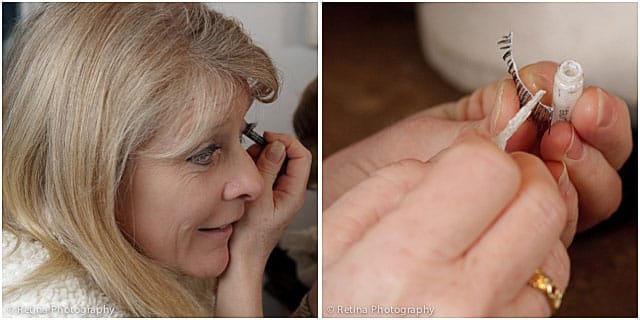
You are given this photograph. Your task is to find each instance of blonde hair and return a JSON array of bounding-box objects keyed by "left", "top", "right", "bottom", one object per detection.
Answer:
[{"left": 3, "top": 3, "right": 278, "bottom": 316}]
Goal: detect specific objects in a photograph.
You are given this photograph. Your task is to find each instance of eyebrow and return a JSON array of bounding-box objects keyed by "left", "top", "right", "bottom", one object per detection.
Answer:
[{"left": 195, "top": 98, "right": 254, "bottom": 145}]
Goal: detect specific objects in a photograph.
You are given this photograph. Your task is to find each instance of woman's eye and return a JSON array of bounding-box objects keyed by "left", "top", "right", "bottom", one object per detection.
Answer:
[{"left": 187, "top": 144, "right": 219, "bottom": 166}]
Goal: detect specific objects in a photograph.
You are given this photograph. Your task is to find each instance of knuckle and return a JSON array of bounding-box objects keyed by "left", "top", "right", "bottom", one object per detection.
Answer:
[
  {"left": 550, "top": 245, "right": 571, "bottom": 288},
  {"left": 616, "top": 131, "right": 633, "bottom": 169},
  {"left": 369, "top": 159, "right": 425, "bottom": 193},
  {"left": 294, "top": 137, "right": 313, "bottom": 158},
  {"left": 519, "top": 165, "right": 567, "bottom": 233},
  {"left": 260, "top": 164, "right": 280, "bottom": 177},
  {"left": 470, "top": 143, "right": 521, "bottom": 190},
  {"left": 450, "top": 132, "right": 521, "bottom": 181},
  {"left": 533, "top": 191, "right": 566, "bottom": 233},
  {"left": 301, "top": 145, "right": 313, "bottom": 160},
  {"left": 530, "top": 293, "right": 553, "bottom": 317},
  {"left": 596, "top": 173, "right": 623, "bottom": 219},
  {"left": 392, "top": 158, "right": 426, "bottom": 172}
]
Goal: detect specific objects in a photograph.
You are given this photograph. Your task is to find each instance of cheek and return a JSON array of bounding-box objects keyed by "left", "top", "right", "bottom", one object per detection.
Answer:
[
  {"left": 119, "top": 165, "right": 228, "bottom": 275},
  {"left": 133, "top": 188, "right": 213, "bottom": 239}
]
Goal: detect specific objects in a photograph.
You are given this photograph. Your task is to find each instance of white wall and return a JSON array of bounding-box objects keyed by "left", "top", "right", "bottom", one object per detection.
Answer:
[{"left": 417, "top": 3, "right": 637, "bottom": 126}]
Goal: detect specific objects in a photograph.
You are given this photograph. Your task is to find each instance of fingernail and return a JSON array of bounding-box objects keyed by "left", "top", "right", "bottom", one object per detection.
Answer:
[
  {"left": 525, "top": 67, "right": 548, "bottom": 94},
  {"left": 554, "top": 161, "right": 570, "bottom": 198},
  {"left": 525, "top": 71, "right": 536, "bottom": 92},
  {"left": 596, "top": 88, "right": 613, "bottom": 127},
  {"left": 557, "top": 161, "right": 568, "bottom": 186},
  {"left": 565, "top": 128, "right": 583, "bottom": 160},
  {"left": 548, "top": 160, "right": 569, "bottom": 189},
  {"left": 490, "top": 79, "right": 506, "bottom": 134},
  {"left": 266, "top": 141, "right": 285, "bottom": 163}
]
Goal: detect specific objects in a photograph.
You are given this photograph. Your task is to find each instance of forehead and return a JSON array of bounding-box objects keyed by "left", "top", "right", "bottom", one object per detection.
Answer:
[
  {"left": 177, "top": 88, "right": 251, "bottom": 134},
  {"left": 146, "top": 82, "right": 252, "bottom": 155}
]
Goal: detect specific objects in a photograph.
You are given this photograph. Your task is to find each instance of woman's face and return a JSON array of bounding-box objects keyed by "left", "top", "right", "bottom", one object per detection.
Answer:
[{"left": 119, "top": 93, "right": 263, "bottom": 278}]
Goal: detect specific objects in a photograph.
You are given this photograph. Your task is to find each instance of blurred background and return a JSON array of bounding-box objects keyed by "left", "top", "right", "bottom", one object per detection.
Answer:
[
  {"left": 324, "top": 3, "right": 637, "bottom": 317},
  {"left": 4, "top": 3, "right": 317, "bottom": 316}
]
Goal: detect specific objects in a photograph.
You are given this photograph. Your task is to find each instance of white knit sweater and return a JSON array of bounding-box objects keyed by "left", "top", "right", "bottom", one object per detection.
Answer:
[{"left": 2, "top": 231, "right": 129, "bottom": 317}]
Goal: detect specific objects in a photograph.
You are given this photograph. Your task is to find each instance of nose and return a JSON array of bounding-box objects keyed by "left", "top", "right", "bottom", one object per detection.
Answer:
[{"left": 222, "top": 147, "right": 263, "bottom": 201}]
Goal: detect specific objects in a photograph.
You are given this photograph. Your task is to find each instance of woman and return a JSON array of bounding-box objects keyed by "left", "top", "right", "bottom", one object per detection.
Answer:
[{"left": 3, "top": 3, "right": 312, "bottom": 317}]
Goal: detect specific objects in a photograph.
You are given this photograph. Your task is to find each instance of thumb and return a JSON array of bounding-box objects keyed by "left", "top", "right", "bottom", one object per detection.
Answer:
[
  {"left": 484, "top": 78, "right": 519, "bottom": 136},
  {"left": 256, "top": 140, "right": 286, "bottom": 187}
]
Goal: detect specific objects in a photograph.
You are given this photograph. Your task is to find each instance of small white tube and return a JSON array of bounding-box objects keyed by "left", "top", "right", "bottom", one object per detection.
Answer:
[{"left": 552, "top": 60, "right": 584, "bottom": 124}]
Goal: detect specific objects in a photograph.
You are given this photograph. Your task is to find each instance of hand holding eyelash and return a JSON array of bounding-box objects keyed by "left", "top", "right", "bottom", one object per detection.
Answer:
[
  {"left": 323, "top": 61, "right": 631, "bottom": 243},
  {"left": 525, "top": 63, "right": 632, "bottom": 231},
  {"left": 420, "top": 61, "right": 631, "bottom": 233}
]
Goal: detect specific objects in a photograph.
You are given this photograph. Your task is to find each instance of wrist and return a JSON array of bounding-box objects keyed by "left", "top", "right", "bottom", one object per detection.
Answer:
[
  {"left": 216, "top": 253, "right": 265, "bottom": 317},
  {"left": 222, "top": 246, "right": 268, "bottom": 281},
  {"left": 231, "top": 237, "right": 275, "bottom": 268}
]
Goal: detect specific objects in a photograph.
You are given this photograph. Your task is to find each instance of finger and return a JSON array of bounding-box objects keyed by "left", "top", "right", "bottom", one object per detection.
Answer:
[
  {"left": 519, "top": 61, "right": 633, "bottom": 168},
  {"left": 323, "top": 159, "right": 429, "bottom": 267},
  {"left": 254, "top": 139, "right": 286, "bottom": 189},
  {"left": 493, "top": 61, "right": 558, "bottom": 152},
  {"left": 517, "top": 61, "right": 558, "bottom": 106},
  {"left": 425, "top": 78, "right": 503, "bottom": 121},
  {"left": 322, "top": 115, "right": 467, "bottom": 209},
  {"left": 545, "top": 160, "right": 579, "bottom": 247},
  {"left": 263, "top": 132, "right": 312, "bottom": 201},
  {"left": 425, "top": 76, "right": 538, "bottom": 151},
  {"left": 246, "top": 143, "right": 263, "bottom": 161},
  {"left": 570, "top": 87, "right": 633, "bottom": 169},
  {"left": 474, "top": 76, "right": 538, "bottom": 152},
  {"left": 467, "top": 152, "right": 566, "bottom": 298},
  {"left": 540, "top": 122, "right": 623, "bottom": 231},
  {"left": 367, "top": 132, "right": 522, "bottom": 261},
  {"left": 498, "top": 240, "right": 570, "bottom": 317}
]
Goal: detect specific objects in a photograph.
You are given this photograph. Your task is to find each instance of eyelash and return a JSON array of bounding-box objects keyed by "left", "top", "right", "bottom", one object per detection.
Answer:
[
  {"left": 187, "top": 144, "right": 220, "bottom": 166},
  {"left": 186, "top": 122, "right": 254, "bottom": 166},
  {"left": 498, "top": 32, "right": 553, "bottom": 133}
]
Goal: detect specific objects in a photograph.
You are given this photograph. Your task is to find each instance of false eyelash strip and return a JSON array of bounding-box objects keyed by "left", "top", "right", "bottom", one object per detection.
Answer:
[{"left": 498, "top": 32, "right": 554, "bottom": 132}]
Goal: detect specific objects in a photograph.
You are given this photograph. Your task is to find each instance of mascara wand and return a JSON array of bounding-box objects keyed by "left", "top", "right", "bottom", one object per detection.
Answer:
[
  {"left": 243, "top": 121, "right": 267, "bottom": 146},
  {"left": 243, "top": 121, "right": 288, "bottom": 177}
]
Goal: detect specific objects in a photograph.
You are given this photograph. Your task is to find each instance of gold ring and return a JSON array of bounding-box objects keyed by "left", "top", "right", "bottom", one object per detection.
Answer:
[{"left": 528, "top": 269, "right": 563, "bottom": 311}]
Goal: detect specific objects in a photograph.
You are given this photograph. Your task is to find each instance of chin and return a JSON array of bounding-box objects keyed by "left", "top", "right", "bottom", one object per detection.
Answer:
[{"left": 184, "top": 248, "right": 230, "bottom": 278}]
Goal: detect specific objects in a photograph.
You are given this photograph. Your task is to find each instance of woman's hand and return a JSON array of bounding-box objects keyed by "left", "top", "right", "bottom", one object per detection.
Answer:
[
  {"left": 323, "top": 132, "right": 575, "bottom": 317},
  {"left": 216, "top": 132, "right": 312, "bottom": 317},
  {"left": 323, "top": 61, "right": 632, "bottom": 233},
  {"left": 522, "top": 63, "right": 632, "bottom": 230},
  {"left": 234, "top": 132, "right": 312, "bottom": 262}
]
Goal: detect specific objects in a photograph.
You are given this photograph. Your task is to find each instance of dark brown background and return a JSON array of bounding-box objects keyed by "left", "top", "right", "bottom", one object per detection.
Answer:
[{"left": 323, "top": 4, "right": 637, "bottom": 317}]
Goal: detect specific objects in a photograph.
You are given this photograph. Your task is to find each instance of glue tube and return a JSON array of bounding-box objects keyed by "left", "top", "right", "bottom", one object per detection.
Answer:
[{"left": 552, "top": 60, "right": 584, "bottom": 124}]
